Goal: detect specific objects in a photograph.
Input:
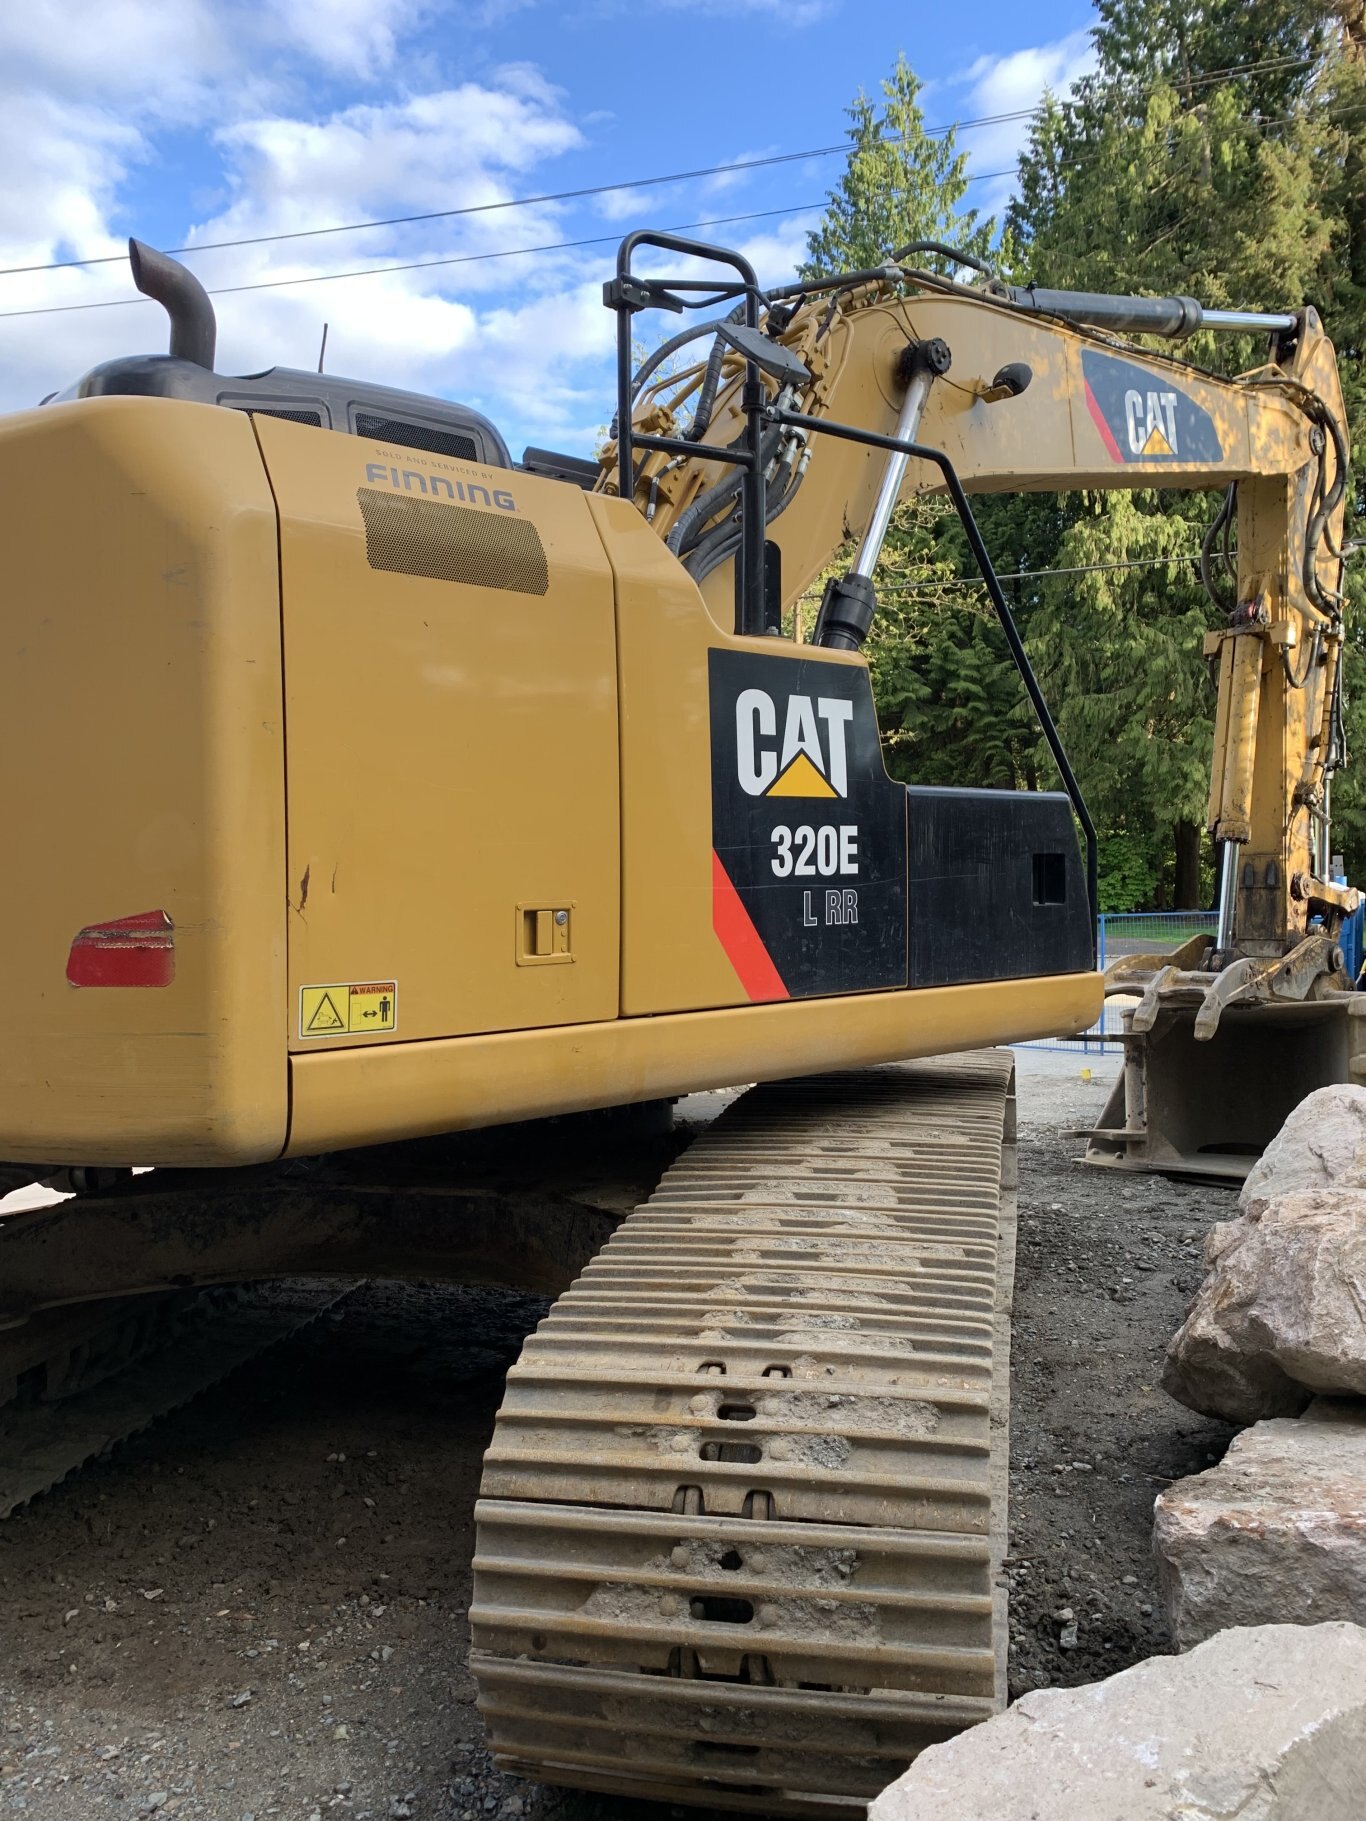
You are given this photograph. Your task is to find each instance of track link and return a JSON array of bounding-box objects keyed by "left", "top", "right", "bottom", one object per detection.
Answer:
[{"left": 471, "top": 1052, "right": 1017, "bottom": 1814}]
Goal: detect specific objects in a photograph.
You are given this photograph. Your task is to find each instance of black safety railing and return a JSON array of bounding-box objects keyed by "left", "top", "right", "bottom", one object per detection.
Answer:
[
  {"left": 765, "top": 405, "right": 1099, "bottom": 939},
  {"left": 605, "top": 232, "right": 771, "bottom": 634},
  {"left": 604, "top": 229, "right": 1098, "bottom": 943}
]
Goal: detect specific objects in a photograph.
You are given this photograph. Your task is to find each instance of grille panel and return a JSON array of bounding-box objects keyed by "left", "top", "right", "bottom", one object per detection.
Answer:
[
  {"left": 250, "top": 407, "right": 323, "bottom": 427},
  {"left": 354, "top": 413, "right": 478, "bottom": 461},
  {"left": 357, "top": 487, "right": 549, "bottom": 595}
]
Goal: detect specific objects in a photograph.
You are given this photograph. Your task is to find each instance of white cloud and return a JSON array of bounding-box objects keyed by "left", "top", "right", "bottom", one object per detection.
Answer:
[
  {"left": 702, "top": 149, "right": 775, "bottom": 197},
  {"left": 0, "top": 1, "right": 823, "bottom": 458},
  {"left": 0, "top": 1, "right": 225, "bottom": 113},
  {"left": 0, "top": 97, "right": 141, "bottom": 259},
  {"left": 595, "top": 184, "right": 674, "bottom": 222},
  {"left": 956, "top": 28, "right": 1097, "bottom": 217},
  {"left": 269, "top": 0, "right": 432, "bottom": 76},
  {"left": 206, "top": 84, "right": 582, "bottom": 244}
]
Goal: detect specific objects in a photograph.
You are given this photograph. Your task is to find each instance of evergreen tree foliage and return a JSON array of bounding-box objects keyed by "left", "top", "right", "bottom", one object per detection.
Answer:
[
  {"left": 801, "top": 55, "right": 995, "bottom": 280},
  {"left": 805, "top": 11, "right": 1363, "bottom": 905},
  {"left": 798, "top": 52, "right": 1028, "bottom": 804},
  {"left": 1008, "top": 0, "right": 1364, "bottom": 899}
]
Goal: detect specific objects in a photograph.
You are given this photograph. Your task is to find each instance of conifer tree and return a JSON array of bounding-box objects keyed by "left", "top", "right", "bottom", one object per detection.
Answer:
[
  {"left": 801, "top": 55, "right": 995, "bottom": 279},
  {"left": 798, "top": 55, "right": 1035, "bottom": 802},
  {"left": 1008, "top": 0, "right": 1361, "bottom": 900}
]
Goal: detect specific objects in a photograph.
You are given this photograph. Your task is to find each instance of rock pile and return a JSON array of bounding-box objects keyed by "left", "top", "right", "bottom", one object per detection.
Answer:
[
  {"left": 1154, "top": 1405, "right": 1366, "bottom": 1648},
  {"left": 1162, "top": 1087, "right": 1366, "bottom": 1423},
  {"left": 1155, "top": 1084, "right": 1366, "bottom": 1643},
  {"left": 869, "top": 1622, "right": 1366, "bottom": 1821}
]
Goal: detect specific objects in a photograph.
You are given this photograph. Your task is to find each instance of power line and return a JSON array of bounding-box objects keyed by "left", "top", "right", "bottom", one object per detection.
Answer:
[
  {"left": 0, "top": 49, "right": 1318, "bottom": 281},
  {"left": 2, "top": 70, "right": 1352, "bottom": 325},
  {"left": 0, "top": 115, "right": 1039, "bottom": 281},
  {"left": 802, "top": 551, "right": 1205, "bottom": 600},
  {"left": 0, "top": 198, "right": 870, "bottom": 321}
]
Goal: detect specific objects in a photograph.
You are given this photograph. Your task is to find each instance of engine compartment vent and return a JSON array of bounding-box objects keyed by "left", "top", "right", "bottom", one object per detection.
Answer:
[
  {"left": 357, "top": 487, "right": 549, "bottom": 595},
  {"left": 354, "top": 413, "right": 478, "bottom": 462},
  {"left": 251, "top": 407, "right": 324, "bottom": 428}
]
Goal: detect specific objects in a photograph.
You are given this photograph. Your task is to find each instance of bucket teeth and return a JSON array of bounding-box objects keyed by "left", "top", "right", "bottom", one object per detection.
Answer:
[{"left": 471, "top": 1053, "right": 1016, "bottom": 1815}]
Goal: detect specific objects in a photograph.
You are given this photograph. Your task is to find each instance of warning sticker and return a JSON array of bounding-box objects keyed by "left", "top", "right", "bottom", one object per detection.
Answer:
[{"left": 299, "top": 980, "right": 398, "bottom": 1038}]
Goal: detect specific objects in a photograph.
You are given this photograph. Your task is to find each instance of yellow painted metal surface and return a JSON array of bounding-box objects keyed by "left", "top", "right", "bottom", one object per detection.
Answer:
[
  {"left": 3, "top": 269, "right": 1341, "bottom": 1171},
  {"left": 287, "top": 969, "right": 1102, "bottom": 1155},
  {"left": 587, "top": 492, "right": 867, "bottom": 1015},
  {"left": 0, "top": 398, "right": 286, "bottom": 1165},
  {"left": 255, "top": 418, "right": 621, "bottom": 1045},
  {"left": 651, "top": 286, "right": 1313, "bottom": 623}
]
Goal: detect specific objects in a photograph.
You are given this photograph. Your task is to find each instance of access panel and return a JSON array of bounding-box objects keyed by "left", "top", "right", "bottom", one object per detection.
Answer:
[{"left": 256, "top": 417, "right": 621, "bottom": 1048}]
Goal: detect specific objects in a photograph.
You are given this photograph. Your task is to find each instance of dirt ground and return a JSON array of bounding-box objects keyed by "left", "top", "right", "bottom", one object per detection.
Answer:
[{"left": 0, "top": 1053, "right": 1236, "bottom": 1821}]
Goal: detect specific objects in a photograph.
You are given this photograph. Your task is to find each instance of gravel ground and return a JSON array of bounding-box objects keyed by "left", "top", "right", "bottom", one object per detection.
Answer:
[
  {"left": 0, "top": 1055, "right": 1237, "bottom": 1820},
  {"left": 1005, "top": 1050, "right": 1234, "bottom": 1698}
]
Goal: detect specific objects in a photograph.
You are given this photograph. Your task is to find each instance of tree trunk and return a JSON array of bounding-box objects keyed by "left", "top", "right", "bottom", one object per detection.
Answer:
[{"left": 1174, "top": 819, "right": 1202, "bottom": 908}]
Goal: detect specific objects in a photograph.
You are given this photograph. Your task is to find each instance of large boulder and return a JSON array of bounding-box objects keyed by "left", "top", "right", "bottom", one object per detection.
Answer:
[
  {"left": 869, "top": 1622, "right": 1366, "bottom": 1821},
  {"left": 1162, "top": 1188, "right": 1366, "bottom": 1424},
  {"left": 1241, "top": 1084, "right": 1366, "bottom": 1207},
  {"left": 1153, "top": 1406, "right": 1366, "bottom": 1649}
]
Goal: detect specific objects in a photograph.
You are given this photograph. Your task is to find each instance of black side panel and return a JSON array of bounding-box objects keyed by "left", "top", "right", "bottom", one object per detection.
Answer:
[
  {"left": 907, "top": 786, "right": 1092, "bottom": 986},
  {"left": 521, "top": 447, "right": 601, "bottom": 488},
  {"left": 709, "top": 649, "right": 907, "bottom": 998}
]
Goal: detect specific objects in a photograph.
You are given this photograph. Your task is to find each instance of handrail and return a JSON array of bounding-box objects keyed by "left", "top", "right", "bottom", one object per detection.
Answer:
[
  {"left": 605, "top": 232, "right": 770, "bottom": 634},
  {"left": 766, "top": 404, "right": 1099, "bottom": 945}
]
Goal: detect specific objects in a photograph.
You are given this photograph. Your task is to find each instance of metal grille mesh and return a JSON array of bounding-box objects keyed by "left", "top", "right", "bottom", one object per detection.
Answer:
[
  {"left": 250, "top": 407, "right": 323, "bottom": 427},
  {"left": 357, "top": 487, "right": 549, "bottom": 595},
  {"left": 354, "top": 413, "right": 478, "bottom": 461}
]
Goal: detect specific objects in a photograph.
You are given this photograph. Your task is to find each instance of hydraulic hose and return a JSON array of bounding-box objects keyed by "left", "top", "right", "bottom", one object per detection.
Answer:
[
  {"left": 665, "top": 423, "right": 784, "bottom": 557},
  {"left": 685, "top": 464, "right": 807, "bottom": 587}
]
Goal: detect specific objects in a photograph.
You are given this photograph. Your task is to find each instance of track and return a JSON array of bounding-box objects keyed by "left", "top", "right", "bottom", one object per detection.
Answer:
[
  {"left": 0, "top": 1281, "right": 355, "bottom": 1518},
  {"left": 471, "top": 1051, "right": 1017, "bottom": 1815}
]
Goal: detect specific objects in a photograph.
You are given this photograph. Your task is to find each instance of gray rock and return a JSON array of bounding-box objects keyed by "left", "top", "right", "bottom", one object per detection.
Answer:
[
  {"left": 869, "top": 1622, "right": 1366, "bottom": 1821},
  {"left": 1242, "top": 1085, "right": 1366, "bottom": 1206},
  {"left": 1162, "top": 1190, "right": 1366, "bottom": 1422},
  {"left": 1154, "top": 1407, "right": 1366, "bottom": 1649}
]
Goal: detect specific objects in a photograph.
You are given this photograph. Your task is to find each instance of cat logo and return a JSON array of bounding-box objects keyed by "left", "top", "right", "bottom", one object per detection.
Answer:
[
  {"left": 1125, "top": 388, "right": 1179, "bottom": 457},
  {"left": 1081, "top": 348, "right": 1223, "bottom": 465},
  {"left": 736, "top": 688, "right": 853, "bottom": 799}
]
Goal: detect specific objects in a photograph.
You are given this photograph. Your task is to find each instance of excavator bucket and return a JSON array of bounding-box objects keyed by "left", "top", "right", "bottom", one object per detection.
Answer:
[{"left": 1084, "top": 934, "right": 1366, "bottom": 1179}]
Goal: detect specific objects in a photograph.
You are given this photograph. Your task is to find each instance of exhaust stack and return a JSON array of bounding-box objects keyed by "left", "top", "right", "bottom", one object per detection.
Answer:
[{"left": 128, "top": 239, "right": 216, "bottom": 370}]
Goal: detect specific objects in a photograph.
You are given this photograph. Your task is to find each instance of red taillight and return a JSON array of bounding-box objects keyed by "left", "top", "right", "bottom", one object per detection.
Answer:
[{"left": 67, "top": 910, "right": 175, "bottom": 988}]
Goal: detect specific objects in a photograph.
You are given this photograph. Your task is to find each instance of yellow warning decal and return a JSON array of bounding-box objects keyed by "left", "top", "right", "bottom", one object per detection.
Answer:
[{"left": 299, "top": 980, "right": 398, "bottom": 1038}]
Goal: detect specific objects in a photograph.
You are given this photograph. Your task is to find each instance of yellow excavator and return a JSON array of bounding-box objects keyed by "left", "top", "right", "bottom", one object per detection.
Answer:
[{"left": 0, "top": 230, "right": 1352, "bottom": 1812}]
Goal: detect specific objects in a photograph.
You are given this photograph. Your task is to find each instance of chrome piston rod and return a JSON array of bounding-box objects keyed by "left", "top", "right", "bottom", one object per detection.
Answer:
[
  {"left": 1002, "top": 284, "right": 1296, "bottom": 340},
  {"left": 1216, "top": 839, "right": 1240, "bottom": 951},
  {"left": 852, "top": 359, "right": 938, "bottom": 577}
]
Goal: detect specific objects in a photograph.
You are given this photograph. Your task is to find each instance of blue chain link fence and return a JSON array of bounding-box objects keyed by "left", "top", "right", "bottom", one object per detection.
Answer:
[{"left": 1024, "top": 910, "right": 1218, "bottom": 1050}]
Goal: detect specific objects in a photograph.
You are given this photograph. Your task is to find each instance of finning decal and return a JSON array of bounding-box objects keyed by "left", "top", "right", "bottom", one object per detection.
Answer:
[{"left": 1082, "top": 348, "right": 1224, "bottom": 464}]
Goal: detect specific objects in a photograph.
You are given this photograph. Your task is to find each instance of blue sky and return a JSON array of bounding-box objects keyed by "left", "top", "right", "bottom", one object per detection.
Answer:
[{"left": 0, "top": 0, "right": 1098, "bottom": 455}]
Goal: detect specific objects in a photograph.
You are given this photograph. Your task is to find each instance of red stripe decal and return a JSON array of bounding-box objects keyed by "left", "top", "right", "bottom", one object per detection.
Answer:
[
  {"left": 67, "top": 910, "right": 175, "bottom": 988},
  {"left": 1085, "top": 380, "right": 1126, "bottom": 463},
  {"left": 712, "top": 852, "right": 789, "bottom": 1003}
]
